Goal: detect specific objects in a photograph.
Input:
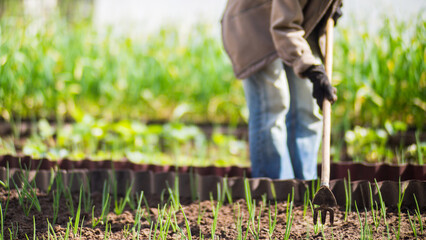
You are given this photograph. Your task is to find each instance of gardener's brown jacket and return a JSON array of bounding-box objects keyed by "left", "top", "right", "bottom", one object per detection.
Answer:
[{"left": 221, "top": 0, "right": 342, "bottom": 79}]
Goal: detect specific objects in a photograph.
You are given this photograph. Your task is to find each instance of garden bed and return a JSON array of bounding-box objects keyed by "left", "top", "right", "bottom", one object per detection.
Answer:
[{"left": 0, "top": 167, "right": 425, "bottom": 239}]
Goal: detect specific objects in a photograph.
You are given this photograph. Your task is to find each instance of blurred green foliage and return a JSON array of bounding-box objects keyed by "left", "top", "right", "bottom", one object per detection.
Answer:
[
  {"left": 0, "top": 5, "right": 424, "bottom": 164},
  {"left": 0, "top": 117, "right": 248, "bottom": 166}
]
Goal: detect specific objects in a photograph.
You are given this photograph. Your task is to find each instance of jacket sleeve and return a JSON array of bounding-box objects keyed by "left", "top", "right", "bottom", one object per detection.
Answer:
[{"left": 270, "top": 0, "right": 321, "bottom": 77}]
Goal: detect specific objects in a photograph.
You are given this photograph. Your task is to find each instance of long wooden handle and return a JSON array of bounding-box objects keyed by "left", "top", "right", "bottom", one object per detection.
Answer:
[{"left": 320, "top": 18, "right": 334, "bottom": 187}]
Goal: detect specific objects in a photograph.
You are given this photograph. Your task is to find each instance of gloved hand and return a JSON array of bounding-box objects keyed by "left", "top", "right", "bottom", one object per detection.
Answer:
[
  {"left": 332, "top": 3, "right": 343, "bottom": 26},
  {"left": 302, "top": 65, "right": 337, "bottom": 109}
]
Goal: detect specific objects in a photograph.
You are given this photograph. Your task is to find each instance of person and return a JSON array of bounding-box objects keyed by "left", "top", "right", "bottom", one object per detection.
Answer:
[{"left": 221, "top": 0, "right": 342, "bottom": 180}]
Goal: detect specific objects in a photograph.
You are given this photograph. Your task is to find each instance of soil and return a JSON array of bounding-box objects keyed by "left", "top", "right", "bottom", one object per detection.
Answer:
[{"left": 1, "top": 188, "right": 424, "bottom": 239}]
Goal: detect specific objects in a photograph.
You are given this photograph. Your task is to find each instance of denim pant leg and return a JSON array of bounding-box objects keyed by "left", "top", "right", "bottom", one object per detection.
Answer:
[
  {"left": 284, "top": 64, "right": 322, "bottom": 180},
  {"left": 243, "top": 59, "right": 294, "bottom": 179}
]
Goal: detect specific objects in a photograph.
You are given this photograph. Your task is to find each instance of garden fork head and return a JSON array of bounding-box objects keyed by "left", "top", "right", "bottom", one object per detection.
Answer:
[{"left": 312, "top": 185, "right": 337, "bottom": 225}]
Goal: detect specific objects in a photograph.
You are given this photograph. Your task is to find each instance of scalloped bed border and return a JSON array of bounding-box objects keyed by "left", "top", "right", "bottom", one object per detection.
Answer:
[
  {"left": 0, "top": 154, "right": 424, "bottom": 181},
  {"left": 1, "top": 167, "right": 425, "bottom": 210}
]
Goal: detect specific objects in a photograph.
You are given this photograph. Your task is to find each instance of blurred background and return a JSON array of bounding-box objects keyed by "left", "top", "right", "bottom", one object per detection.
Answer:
[{"left": 0, "top": 0, "right": 425, "bottom": 166}]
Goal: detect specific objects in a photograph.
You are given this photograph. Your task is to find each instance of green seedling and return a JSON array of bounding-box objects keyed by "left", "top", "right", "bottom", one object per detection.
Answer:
[
  {"left": 196, "top": 202, "right": 205, "bottom": 225},
  {"left": 64, "top": 187, "right": 75, "bottom": 218},
  {"left": 234, "top": 203, "right": 243, "bottom": 240},
  {"left": 284, "top": 188, "right": 295, "bottom": 240},
  {"left": 52, "top": 174, "right": 63, "bottom": 225},
  {"left": 32, "top": 215, "right": 36, "bottom": 240},
  {"left": 355, "top": 202, "right": 373, "bottom": 240},
  {"left": 211, "top": 200, "right": 220, "bottom": 240},
  {"left": 180, "top": 204, "right": 192, "bottom": 240},
  {"left": 8, "top": 222, "right": 19, "bottom": 240},
  {"left": 92, "top": 181, "right": 111, "bottom": 228},
  {"left": 368, "top": 182, "right": 378, "bottom": 228},
  {"left": 303, "top": 187, "right": 310, "bottom": 219},
  {"left": 12, "top": 171, "right": 41, "bottom": 216},
  {"left": 72, "top": 186, "right": 83, "bottom": 236},
  {"left": 142, "top": 195, "right": 152, "bottom": 225},
  {"left": 413, "top": 194, "right": 423, "bottom": 234},
  {"left": 407, "top": 210, "right": 417, "bottom": 238},
  {"left": 267, "top": 200, "right": 278, "bottom": 238},
  {"left": 396, "top": 178, "right": 406, "bottom": 239},
  {"left": 82, "top": 179, "right": 92, "bottom": 213},
  {"left": 132, "top": 191, "right": 145, "bottom": 236},
  {"left": 374, "top": 179, "right": 390, "bottom": 238},
  {"left": 104, "top": 219, "right": 111, "bottom": 240},
  {"left": 47, "top": 219, "right": 58, "bottom": 240},
  {"left": 0, "top": 203, "right": 3, "bottom": 239},
  {"left": 122, "top": 224, "right": 130, "bottom": 239},
  {"left": 344, "top": 170, "right": 352, "bottom": 221},
  {"left": 0, "top": 162, "right": 10, "bottom": 189},
  {"left": 114, "top": 182, "right": 133, "bottom": 215}
]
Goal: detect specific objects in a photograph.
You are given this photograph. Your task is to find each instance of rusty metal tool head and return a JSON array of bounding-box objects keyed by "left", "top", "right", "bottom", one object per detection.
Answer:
[
  {"left": 312, "top": 17, "right": 338, "bottom": 226},
  {"left": 313, "top": 185, "right": 337, "bottom": 225}
]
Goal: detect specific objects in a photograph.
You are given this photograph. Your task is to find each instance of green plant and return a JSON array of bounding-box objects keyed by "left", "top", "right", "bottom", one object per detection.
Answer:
[
  {"left": 0, "top": 203, "right": 4, "bottom": 239},
  {"left": 51, "top": 173, "right": 63, "bottom": 225},
  {"left": 375, "top": 179, "right": 390, "bottom": 238},
  {"left": 267, "top": 200, "right": 278, "bottom": 238},
  {"left": 284, "top": 188, "right": 295, "bottom": 240},
  {"left": 368, "top": 182, "right": 378, "bottom": 228},
  {"left": 413, "top": 194, "right": 423, "bottom": 235},
  {"left": 8, "top": 222, "right": 19, "bottom": 240},
  {"left": 12, "top": 171, "right": 41, "bottom": 216},
  {"left": 210, "top": 199, "right": 220, "bottom": 240},
  {"left": 344, "top": 170, "right": 352, "bottom": 221},
  {"left": 114, "top": 182, "right": 133, "bottom": 215},
  {"left": 407, "top": 210, "right": 417, "bottom": 238},
  {"left": 180, "top": 204, "right": 192, "bottom": 240},
  {"left": 92, "top": 181, "right": 111, "bottom": 228},
  {"left": 396, "top": 178, "right": 406, "bottom": 239}
]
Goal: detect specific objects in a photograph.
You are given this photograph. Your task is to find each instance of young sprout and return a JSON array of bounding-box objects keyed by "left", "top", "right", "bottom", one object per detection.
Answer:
[
  {"left": 344, "top": 170, "right": 352, "bottom": 221},
  {"left": 375, "top": 179, "right": 390, "bottom": 238},
  {"left": 267, "top": 199, "right": 278, "bottom": 238},
  {"left": 284, "top": 188, "right": 295, "bottom": 240},
  {"left": 413, "top": 194, "right": 423, "bottom": 235},
  {"left": 180, "top": 204, "right": 192, "bottom": 240},
  {"left": 407, "top": 210, "right": 417, "bottom": 238}
]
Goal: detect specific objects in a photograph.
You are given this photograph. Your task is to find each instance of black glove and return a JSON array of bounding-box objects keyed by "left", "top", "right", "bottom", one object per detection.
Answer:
[{"left": 302, "top": 65, "right": 337, "bottom": 109}]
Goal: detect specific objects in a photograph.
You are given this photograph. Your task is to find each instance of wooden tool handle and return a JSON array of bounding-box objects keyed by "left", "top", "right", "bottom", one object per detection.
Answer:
[{"left": 321, "top": 18, "right": 334, "bottom": 187}]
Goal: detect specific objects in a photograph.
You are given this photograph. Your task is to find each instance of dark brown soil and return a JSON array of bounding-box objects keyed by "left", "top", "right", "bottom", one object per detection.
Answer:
[{"left": 1, "top": 188, "right": 424, "bottom": 239}]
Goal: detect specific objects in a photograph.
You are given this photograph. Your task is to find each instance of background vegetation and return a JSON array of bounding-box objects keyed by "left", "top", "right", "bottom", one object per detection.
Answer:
[{"left": 0, "top": 2, "right": 424, "bottom": 164}]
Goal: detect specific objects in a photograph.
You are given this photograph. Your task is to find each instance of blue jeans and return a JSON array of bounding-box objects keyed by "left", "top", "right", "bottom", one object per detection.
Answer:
[{"left": 243, "top": 59, "right": 322, "bottom": 180}]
